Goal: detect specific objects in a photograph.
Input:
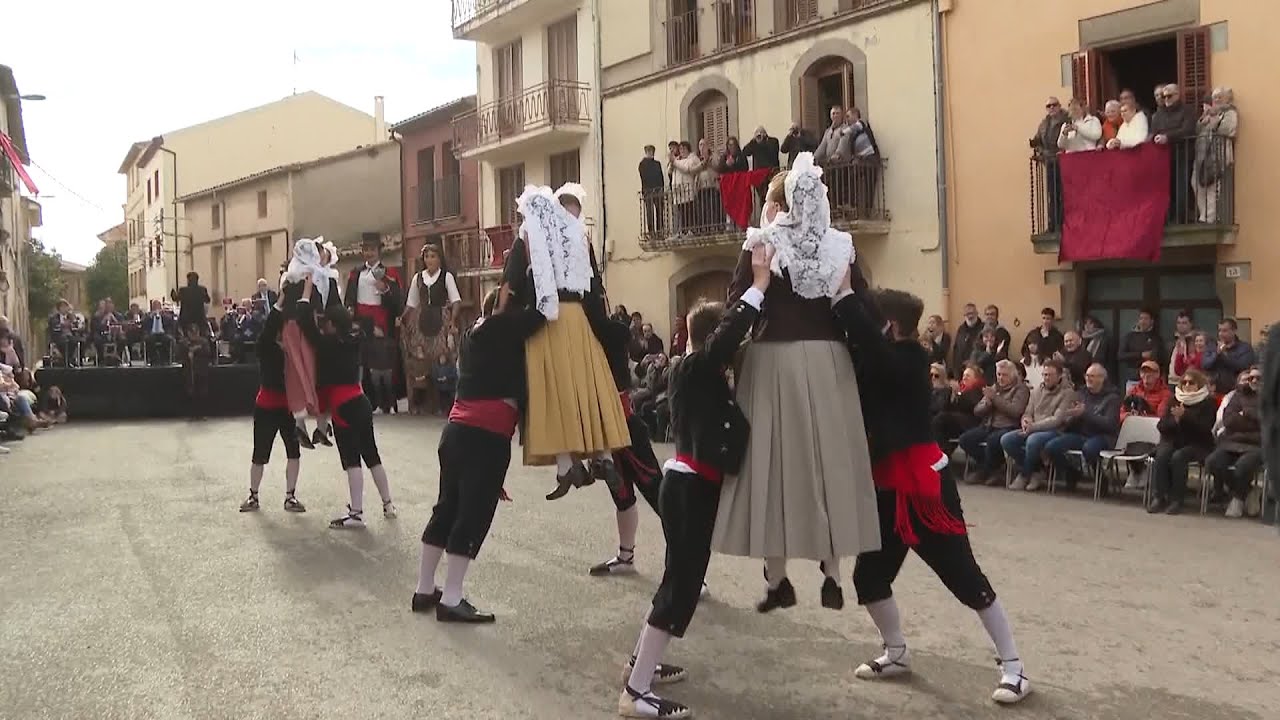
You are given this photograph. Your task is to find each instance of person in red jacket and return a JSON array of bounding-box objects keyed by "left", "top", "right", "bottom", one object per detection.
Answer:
[{"left": 1122, "top": 360, "right": 1173, "bottom": 421}]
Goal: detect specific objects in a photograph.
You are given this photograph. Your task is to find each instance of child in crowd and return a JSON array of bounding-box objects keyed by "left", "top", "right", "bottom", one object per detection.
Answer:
[
  {"left": 433, "top": 354, "right": 458, "bottom": 416},
  {"left": 834, "top": 272, "right": 1031, "bottom": 705},
  {"left": 362, "top": 320, "right": 398, "bottom": 415},
  {"left": 617, "top": 245, "right": 770, "bottom": 720},
  {"left": 41, "top": 385, "right": 68, "bottom": 424}
]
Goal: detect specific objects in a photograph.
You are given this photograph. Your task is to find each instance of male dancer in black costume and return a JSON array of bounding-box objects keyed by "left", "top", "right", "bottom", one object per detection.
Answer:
[
  {"left": 412, "top": 289, "right": 545, "bottom": 622},
  {"left": 833, "top": 270, "right": 1032, "bottom": 705},
  {"left": 239, "top": 304, "right": 305, "bottom": 513}
]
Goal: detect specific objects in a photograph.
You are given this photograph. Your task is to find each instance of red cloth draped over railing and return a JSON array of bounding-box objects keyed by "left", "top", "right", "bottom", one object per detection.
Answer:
[
  {"left": 1059, "top": 142, "right": 1170, "bottom": 263},
  {"left": 718, "top": 168, "right": 772, "bottom": 228},
  {"left": 0, "top": 131, "right": 39, "bottom": 195}
]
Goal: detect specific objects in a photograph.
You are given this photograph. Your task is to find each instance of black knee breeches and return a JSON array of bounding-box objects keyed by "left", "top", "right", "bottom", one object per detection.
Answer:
[
  {"left": 607, "top": 415, "right": 663, "bottom": 514},
  {"left": 648, "top": 469, "right": 719, "bottom": 639},
  {"left": 252, "top": 405, "right": 301, "bottom": 465},
  {"left": 421, "top": 422, "right": 512, "bottom": 559},
  {"left": 332, "top": 395, "right": 382, "bottom": 469},
  {"left": 853, "top": 469, "right": 996, "bottom": 611}
]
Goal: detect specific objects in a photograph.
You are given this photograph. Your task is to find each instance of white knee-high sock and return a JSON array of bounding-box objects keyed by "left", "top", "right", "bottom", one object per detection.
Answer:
[
  {"left": 555, "top": 453, "right": 573, "bottom": 475},
  {"left": 626, "top": 624, "right": 672, "bottom": 694},
  {"left": 249, "top": 464, "right": 264, "bottom": 492},
  {"left": 370, "top": 465, "right": 391, "bottom": 503},
  {"left": 345, "top": 467, "right": 364, "bottom": 512},
  {"left": 616, "top": 506, "right": 639, "bottom": 559},
  {"left": 631, "top": 609, "right": 652, "bottom": 658},
  {"left": 440, "top": 554, "right": 471, "bottom": 607},
  {"left": 764, "top": 557, "right": 788, "bottom": 589},
  {"left": 865, "top": 597, "right": 907, "bottom": 648},
  {"left": 284, "top": 459, "right": 300, "bottom": 493},
  {"left": 417, "top": 543, "right": 444, "bottom": 594},
  {"left": 318, "top": 412, "right": 331, "bottom": 433},
  {"left": 822, "top": 557, "right": 842, "bottom": 580},
  {"left": 978, "top": 600, "right": 1023, "bottom": 679}
]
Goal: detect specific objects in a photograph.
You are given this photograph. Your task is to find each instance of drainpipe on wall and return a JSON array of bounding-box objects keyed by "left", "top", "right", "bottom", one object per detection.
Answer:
[
  {"left": 591, "top": 0, "right": 608, "bottom": 278},
  {"left": 924, "top": 0, "right": 951, "bottom": 296}
]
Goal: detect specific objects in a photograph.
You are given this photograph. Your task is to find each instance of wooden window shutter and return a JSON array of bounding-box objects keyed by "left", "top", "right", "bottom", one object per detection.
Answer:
[
  {"left": 800, "top": 74, "right": 821, "bottom": 135},
  {"left": 711, "top": 103, "right": 729, "bottom": 153},
  {"left": 1177, "top": 27, "right": 1211, "bottom": 106},
  {"left": 1070, "top": 49, "right": 1100, "bottom": 110}
]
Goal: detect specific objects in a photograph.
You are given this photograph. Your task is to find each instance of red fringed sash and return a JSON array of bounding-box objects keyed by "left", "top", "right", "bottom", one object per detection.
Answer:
[{"left": 871, "top": 443, "right": 967, "bottom": 546}]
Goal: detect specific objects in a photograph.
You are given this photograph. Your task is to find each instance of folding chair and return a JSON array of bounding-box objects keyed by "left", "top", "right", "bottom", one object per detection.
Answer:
[
  {"left": 1197, "top": 460, "right": 1265, "bottom": 516},
  {"left": 1097, "top": 416, "right": 1161, "bottom": 504}
]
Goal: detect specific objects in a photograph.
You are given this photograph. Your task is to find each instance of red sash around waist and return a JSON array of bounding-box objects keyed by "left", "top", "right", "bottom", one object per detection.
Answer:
[
  {"left": 871, "top": 443, "right": 967, "bottom": 546},
  {"left": 255, "top": 387, "right": 289, "bottom": 410},
  {"left": 320, "top": 384, "right": 364, "bottom": 427},
  {"left": 675, "top": 453, "right": 722, "bottom": 485},
  {"left": 449, "top": 398, "right": 520, "bottom": 438}
]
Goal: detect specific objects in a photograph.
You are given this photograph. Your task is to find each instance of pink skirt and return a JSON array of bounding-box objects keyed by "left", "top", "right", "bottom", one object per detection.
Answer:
[{"left": 281, "top": 320, "right": 318, "bottom": 415}]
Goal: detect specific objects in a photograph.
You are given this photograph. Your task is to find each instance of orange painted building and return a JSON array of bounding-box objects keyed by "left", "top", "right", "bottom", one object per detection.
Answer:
[{"left": 941, "top": 0, "right": 1273, "bottom": 349}]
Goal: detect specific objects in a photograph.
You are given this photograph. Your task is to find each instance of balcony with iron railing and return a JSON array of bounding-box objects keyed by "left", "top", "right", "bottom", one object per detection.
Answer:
[
  {"left": 714, "top": 1, "right": 755, "bottom": 51},
  {"left": 664, "top": 9, "right": 701, "bottom": 67},
  {"left": 451, "top": 0, "right": 580, "bottom": 43},
  {"left": 638, "top": 158, "right": 890, "bottom": 252},
  {"left": 1028, "top": 136, "right": 1237, "bottom": 254},
  {"left": 411, "top": 175, "right": 465, "bottom": 225},
  {"left": 452, "top": 81, "right": 592, "bottom": 160}
]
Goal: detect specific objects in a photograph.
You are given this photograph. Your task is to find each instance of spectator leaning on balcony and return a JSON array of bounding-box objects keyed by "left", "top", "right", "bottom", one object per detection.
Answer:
[
  {"left": 1107, "top": 102, "right": 1149, "bottom": 149},
  {"left": 843, "top": 107, "right": 882, "bottom": 215},
  {"left": 1152, "top": 83, "right": 1200, "bottom": 221},
  {"left": 780, "top": 121, "right": 818, "bottom": 166},
  {"left": 696, "top": 137, "right": 723, "bottom": 228},
  {"left": 743, "top": 126, "right": 781, "bottom": 204},
  {"left": 1101, "top": 100, "right": 1123, "bottom": 144},
  {"left": 959, "top": 359, "right": 1029, "bottom": 486},
  {"left": 1001, "top": 359, "right": 1074, "bottom": 492},
  {"left": 1206, "top": 365, "right": 1263, "bottom": 519},
  {"left": 1193, "top": 87, "right": 1239, "bottom": 224},
  {"left": 670, "top": 141, "right": 704, "bottom": 233},
  {"left": 1055, "top": 331, "right": 1092, "bottom": 389},
  {"left": 1056, "top": 98, "right": 1102, "bottom": 153},
  {"left": 1119, "top": 308, "right": 1163, "bottom": 385},
  {"left": 1030, "top": 96, "right": 1068, "bottom": 230},
  {"left": 814, "top": 106, "right": 848, "bottom": 167},
  {"left": 1203, "top": 318, "right": 1256, "bottom": 394},
  {"left": 1045, "top": 363, "right": 1121, "bottom": 492}
]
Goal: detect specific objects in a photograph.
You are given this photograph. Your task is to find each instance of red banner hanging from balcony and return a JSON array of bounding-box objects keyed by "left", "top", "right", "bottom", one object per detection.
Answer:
[
  {"left": 0, "top": 131, "right": 39, "bottom": 195},
  {"left": 719, "top": 168, "right": 772, "bottom": 229},
  {"left": 1059, "top": 142, "right": 1170, "bottom": 263}
]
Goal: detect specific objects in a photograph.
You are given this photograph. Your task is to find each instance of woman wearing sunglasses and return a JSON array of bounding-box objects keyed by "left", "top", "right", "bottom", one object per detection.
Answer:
[
  {"left": 1205, "top": 367, "right": 1263, "bottom": 518},
  {"left": 1148, "top": 368, "right": 1217, "bottom": 514}
]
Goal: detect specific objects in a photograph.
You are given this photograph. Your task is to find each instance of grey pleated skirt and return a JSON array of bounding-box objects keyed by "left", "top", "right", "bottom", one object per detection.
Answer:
[{"left": 712, "top": 340, "right": 881, "bottom": 560}]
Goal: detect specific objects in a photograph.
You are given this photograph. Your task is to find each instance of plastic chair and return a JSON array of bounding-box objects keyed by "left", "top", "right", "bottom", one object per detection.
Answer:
[{"left": 1097, "top": 416, "right": 1161, "bottom": 504}]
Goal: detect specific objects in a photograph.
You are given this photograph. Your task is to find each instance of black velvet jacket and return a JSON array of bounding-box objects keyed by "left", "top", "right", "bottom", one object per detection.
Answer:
[
  {"left": 669, "top": 296, "right": 758, "bottom": 475},
  {"left": 455, "top": 309, "right": 546, "bottom": 403},
  {"left": 256, "top": 309, "right": 287, "bottom": 392},
  {"left": 835, "top": 291, "right": 934, "bottom": 464},
  {"left": 296, "top": 298, "right": 362, "bottom": 387}
]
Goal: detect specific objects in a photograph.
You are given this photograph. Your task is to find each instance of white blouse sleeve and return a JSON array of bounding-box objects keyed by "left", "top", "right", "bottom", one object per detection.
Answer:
[
  {"left": 405, "top": 275, "right": 421, "bottom": 309},
  {"left": 445, "top": 272, "right": 462, "bottom": 304}
]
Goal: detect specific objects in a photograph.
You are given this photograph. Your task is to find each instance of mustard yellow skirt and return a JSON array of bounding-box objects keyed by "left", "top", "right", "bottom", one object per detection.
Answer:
[{"left": 524, "top": 302, "right": 630, "bottom": 465}]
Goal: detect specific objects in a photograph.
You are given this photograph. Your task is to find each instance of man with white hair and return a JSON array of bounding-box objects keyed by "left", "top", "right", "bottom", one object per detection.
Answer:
[
  {"left": 1151, "top": 83, "right": 1199, "bottom": 222},
  {"left": 253, "top": 278, "right": 278, "bottom": 308},
  {"left": 959, "top": 359, "right": 1030, "bottom": 486}
]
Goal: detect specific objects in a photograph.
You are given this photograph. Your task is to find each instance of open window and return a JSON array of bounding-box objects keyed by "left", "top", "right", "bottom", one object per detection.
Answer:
[
  {"left": 799, "top": 57, "right": 855, "bottom": 134},
  {"left": 1072, "top": 26, "right": 1210, "bottom": 113}
]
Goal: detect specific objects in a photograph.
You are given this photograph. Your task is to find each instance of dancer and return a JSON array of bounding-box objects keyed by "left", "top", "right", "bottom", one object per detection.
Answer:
[
  {"left": 413, "top": 289, "right": 546, "bottom": 623},
  {"left": 834, "top": 276, "right": 1031, "bottom": 704},
  {"left": 497, "top": 184, "right": 629, "bottom": 499},
  {"left": 295, "top": 276, "right": 396, "bottom": 529},
  {"left": 712, "top": 156, "right": 880, "bottom": 613},
  {"left": 588, "top": 313, "right": 665, "bottom": 577},
  {"left": 280, "top": 238, "right": 340, "bottom": 449},
  {"left": 346, "top": 234, "right": 404, "bottom": 404},
  {"left": 401, "top": 243, "right": 461, "bottom": 416},
  {"left": 239, "top": 304, "right": 305, "bottom": 513},
  {"left": 619, "top": 245, "right": 771, "bottom": 720}
]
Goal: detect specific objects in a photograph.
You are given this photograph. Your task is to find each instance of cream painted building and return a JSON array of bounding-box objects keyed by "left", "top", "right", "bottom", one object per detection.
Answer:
[
  {"left": 1, "top": 65, "right": 35, "bottom": 341},
  {"left": 177, "top": 142, "right": 400, "bottom": 306},
  {"left": 451, "top": 0, "right": 603, "bottom": 295},
  {"left": 118, "top": 92, "right": 386, "bottom": 308},
  {"left": 597, "top": 0, "right": 944, "bottom": 342}
]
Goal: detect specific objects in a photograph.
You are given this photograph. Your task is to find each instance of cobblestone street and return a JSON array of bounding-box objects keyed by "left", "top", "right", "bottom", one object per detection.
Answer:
[{"left": 1, "top": 417, "right": 1277, "bottom": 720}]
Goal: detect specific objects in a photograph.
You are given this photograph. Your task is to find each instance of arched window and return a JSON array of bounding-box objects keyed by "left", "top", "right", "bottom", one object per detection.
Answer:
[
  {"left": 799, "top": 56, "right": 856, "bottom": 134},
  {"left": 691, "top": 90, "right": 730, "bottom": 153}
]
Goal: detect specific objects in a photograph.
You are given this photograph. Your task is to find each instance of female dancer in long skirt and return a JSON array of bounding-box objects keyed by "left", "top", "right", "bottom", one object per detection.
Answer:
[
  {"left": 239, "top": 302, "right": 305, "bottom": 513},
  {"left": 413, "top": 289, "right": 546, "bottom": 623},
  {"left": 497, "top": 184, "right": 630, "bottom": 498},
  {"left": 295, "top": 276, "right": 396, "bottom": 529},
  {"left": 711, "top": 155, "right": 881, "bottom": 612},
  {"left": 402, "top": 243, "right": 461, "bottom": 415},
  {"left": 281, "top": 238, "right": 341, "bottom": 449}
]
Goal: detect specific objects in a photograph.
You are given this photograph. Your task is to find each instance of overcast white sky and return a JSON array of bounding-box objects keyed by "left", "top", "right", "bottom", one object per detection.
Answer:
[{"left": 8, "top": 0, "right": 476, "bottom": 264}]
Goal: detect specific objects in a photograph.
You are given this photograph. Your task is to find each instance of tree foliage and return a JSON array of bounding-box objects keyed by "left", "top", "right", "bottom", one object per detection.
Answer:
[
  {"left": 24, "top": 238, "right": 64, "bottom": 319},
  {"left": 86, "top": 242, "right": 129, "bottom": 308}
]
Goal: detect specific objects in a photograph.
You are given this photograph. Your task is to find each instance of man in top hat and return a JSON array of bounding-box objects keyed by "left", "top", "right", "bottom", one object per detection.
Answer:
[{"left": 345, "top": 233, "right": 405, "bottom": 403}]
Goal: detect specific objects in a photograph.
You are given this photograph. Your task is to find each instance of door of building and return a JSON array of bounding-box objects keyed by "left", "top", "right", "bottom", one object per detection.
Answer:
[
  {"left": 1081, "top": 266, "right": 1221, "bottom": 372},
  {"left": 677, "top": 270, "right": 732, "bottom": 318}
]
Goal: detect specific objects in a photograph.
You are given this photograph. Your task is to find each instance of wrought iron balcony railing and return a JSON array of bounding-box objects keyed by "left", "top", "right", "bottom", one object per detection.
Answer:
[{"left": 452, "top": 81, "right": 592, "bottom": 154}]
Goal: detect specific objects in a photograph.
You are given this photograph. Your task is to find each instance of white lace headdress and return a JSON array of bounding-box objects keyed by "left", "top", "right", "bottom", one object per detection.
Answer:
[
  {"left": 517, "top": 185, "right": 592, "bottom": 321},
  {"left": 283, "top": 237, "right": 339, "bottom": 305},
  {"left": 742, "top": 152, "right": 854, "bottom": 299}
]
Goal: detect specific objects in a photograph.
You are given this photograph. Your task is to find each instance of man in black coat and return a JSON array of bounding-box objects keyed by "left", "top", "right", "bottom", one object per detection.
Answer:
[
  {"left": 639, "top": 145, "right": 666, "bottom": 237},
  {"left": 780, "top": 122, "right": 818, "bottom": 166},
  {"left": 1151, "top": 83, "right": 1199, "bottom": 223},
  {"left": 172, "top": 272, "right": 211, "bottom": 336},
  {"left": 742, "top": 126, "right": 782, "bottom": 205},
  {"left": 1118, "top": 309, "right": 1164, "bottom": 384}
]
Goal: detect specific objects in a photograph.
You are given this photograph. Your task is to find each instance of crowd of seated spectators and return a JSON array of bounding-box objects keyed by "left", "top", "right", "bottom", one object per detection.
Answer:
[
  {"left": 926, "top": 301, "right": 1264, "bottom": 519},
  {"left": 0, "top": 314, "right": 68, "bottom": 454}
]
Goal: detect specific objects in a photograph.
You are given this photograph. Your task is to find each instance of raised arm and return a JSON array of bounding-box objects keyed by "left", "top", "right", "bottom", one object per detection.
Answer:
[
  {"left": 294, "top": 278, "right": 324, "bottom": 347},
  {"left": 706, "top": 245, "right": 772, "bottom": 366}
]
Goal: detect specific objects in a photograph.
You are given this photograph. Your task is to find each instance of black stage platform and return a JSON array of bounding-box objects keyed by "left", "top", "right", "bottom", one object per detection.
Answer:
[{"left": 36, "top": 364, "right": 260, "bottom": 420}]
